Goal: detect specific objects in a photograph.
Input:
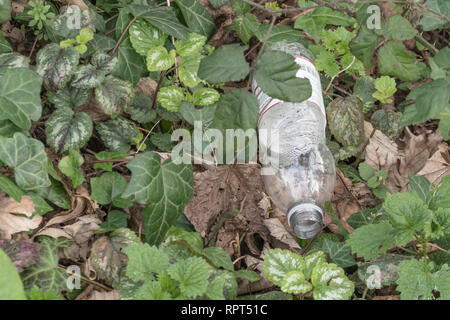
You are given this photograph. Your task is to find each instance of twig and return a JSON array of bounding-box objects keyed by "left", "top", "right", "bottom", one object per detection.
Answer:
[
  {"left": 416, "top": 33, "right": 439, "bottom": 54},
  {"left": 300, "top": 227, "right": 323, "bottom": 256},
  {"left": 136, "top": 120, "right": 161, "bottom": 153},
  {"left": 104, "top": 13, "right": 119, "bottom": 24},
  {"left": 58, "top": 265, "right": 112, "bottom": 291},
  {"left": 29, "top": 33, "right": 39, "bottom": 59},
  {"left": 109, "top": 17, "right": 136, "bottom": 56},
  {"left": 152, "top": 70, "right": 167, "bottom": 109},
  {"left": 324, "top": 56, "right": 356, "bottom": 94}
]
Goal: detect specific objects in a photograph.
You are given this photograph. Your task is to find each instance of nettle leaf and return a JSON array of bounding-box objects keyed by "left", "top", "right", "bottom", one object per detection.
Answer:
[
  {"left": 180, "top": 101, "right": 216, "bottom": 125},
  {"left": 96, "top": 117, "right": 139, "bottom": 153},
  {"left": 45, "top": 107, "right": 93, "bottom": 154},
  {"left": 122, "top": 152, "right": 193, "bottom": 245},
  {"left": 95, "top": 75, "right": 134, "bottom": 117},
  {"left": 123, "top": 243, "right": 170, "bottom": 282},
  {"left": 350, "top": 26, "right": 379, "bottom": 69},
  {"left": 255, "top": 50, "right": 312, "bottom": 103},
  {"left": 262, "top": 249, "right": 305, "bottom": 287},
  {"left": 174, "top": 33, "right": 207, "bottom": 57},
  {"left": 193, "top": 88, "right": 220, "bottom": 106},
  {"left": 127, "top": 5, "right": 190, "bottom": 40},
  {"left": 129, "top": 18, "right": 167, "bottom": 56},
  {"left": 36, "top": 44, "right": 80, "bottom": 91},
  {"left": 0, "top": 248, "right": 26, "bottom": 300},
  {"left": 176, "top": 0, "right": 215, "bottom": 39},
  {"left": 0, "top": 68, "right": 42, "bottom": 131},
  {"left": 198, "top": 44, "right": 249, "bottom": 84},
  {"left": 146, "top": 46, "right": 176, "bottom": 72},
  {"left": 0, "top": 52, "right": 29, "bottom": 76},
  {"left": 0, "top": 133, "right": 50, "bottom": 190},
  {"left": 58, "top": 148, "right": 84, "bottom": 188},
  {"left": 396, "top": 259, "right": 435, "bottom": 300},
  {"left": 347, "top": 221, "right": 396, "bottom": 260},
  {"left": 420, "top": 0, "right": 450, "bottom": 31},
  {"left": 202, "top": 246, "right": 234, "bottom": 271},
  {"left": 125, "top": 93, "right": 157, "bottom": 124},
  {"left": 157, "top": 85, "right": 185, "bottom": 112},
  {"left": 112, "top": 38, "right": 145, "bottom": 85},
  {"left": 315, "top": 50, "right": 339, "bottom": 77},
  {"left": 179, "top": 54, "right": 202, "bottom": 88},
  {"left": 322, "top": 239, "right": 356, "bottom": 268},
  {"left": 47, "top": 86, "right": 92, "bottom": 109},
  {"left": 326, "top": 96, "right": 365, "bottom": 149},
  {"left": 91, "top": 171, "right": 132, "bottom": 208},
  {"left": 377, "top": 41, "right": 421, "bottom": 82},
  {"left": 311, "top": 263, "right": 354, "bottom": 300},
  {"left": 230, "top": 13, "right": 259, "bottom": 44},
  {"left": 401, "top": 79, "right": 450, "bottom": 125},
  {"left": 167, "top": 256, "right": 212, "bottom": 298},
  {"left": 426, "top": 207, "right": 450, "bottom": 239},
  {"left": 383, "top": 191, "right": 432, "bottom": 245},
  {"left": 280, "top": 271, "right": 312, "bottom": 294},
  {"left": 255, "top": 24, "right": 303, "bottom": 46},
  {"left": 383, "top": 15, "right": 418, "bottom": 40},
  {"left": 303, "top": 251, "right": 326, "bottom": 280}
]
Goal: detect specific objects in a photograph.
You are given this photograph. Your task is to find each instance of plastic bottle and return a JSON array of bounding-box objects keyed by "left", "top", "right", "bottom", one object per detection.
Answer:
[{"left": 253, "top": 42, "right": 336, "bottom": 239}]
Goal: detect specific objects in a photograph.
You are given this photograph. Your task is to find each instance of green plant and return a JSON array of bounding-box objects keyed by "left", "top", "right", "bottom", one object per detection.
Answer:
[
  {"left": 26, "top": 0, "right": 55, "bottom": 40},
  {"left": 358, "top": 162, "right": 389, "bottom": 199},
  {"left": 372, "top": 76, "right": 397, "bottom": 104},
  {"left": 60, "top": 28, "right": 94, "bottom": 54}
]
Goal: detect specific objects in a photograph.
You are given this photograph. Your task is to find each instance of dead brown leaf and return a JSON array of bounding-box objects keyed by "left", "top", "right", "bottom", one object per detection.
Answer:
[
  {"left": 263, "top": 218, "right": 300, "bottom": 249},
  {"left": 416, "top": 143, "right": 450, "bottom": 185}
]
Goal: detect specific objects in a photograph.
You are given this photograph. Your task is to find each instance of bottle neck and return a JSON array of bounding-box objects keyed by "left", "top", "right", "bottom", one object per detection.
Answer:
[{"left": 287, "top": 202, "right": 324, "bottom": 239}]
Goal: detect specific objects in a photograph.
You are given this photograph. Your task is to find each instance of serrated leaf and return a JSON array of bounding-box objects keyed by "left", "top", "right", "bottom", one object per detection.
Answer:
[
  {"left": 179, "top": 54, "right": 202, "bottom": 88},
  {"left": 123, "top": 243, "right": 170, "bottom": 282},
  {"left": 326, "top": 96, "right": 365, "bottom": 149},
  {"left": 230, "top": 13, "right": 259, "bottom": 44},
  {"left": 433, "top": 175, "right": 450, "bottom": 209},
  {"left": 206, "top": 273, "right": 226, "bottom": 300},
  {"left": 311, "top": 263, "right": 354, "bottom": 300},
  {"left": 174, "top": 33, "right": 207, "bottom": 57},
  {"left": 180, "top": 101, "right": 216, "bottom": 125},
  {"left": 96, "top": 117, "right": 140, "bottom": 153},
  {"left": 157, "top": 85, "right": 185, "bottom": 112},
  {"left": 434, "top": 265, "right": 450, "bottom": 300},
  {"left": 303, "top": 251, "right": 326, "bottom": 280},
  {"left": 353, "top": 76, "right": 376, "bottom": 113},
  {"left": 0, "top": 52, "right": 29, "bottom": 76},
  {"left": 280, "top": 271, "right": 312, "bottom": 294},
  {"left": 420, "top": 0, "right": 450, "bottom": 31},
  {"left": 425, "top": 207, "right": 450, "bottom": 239},
  {"left": 45, "top": 108, "right": 93, "bottom": 154},
  {"left": 165, "top": 226, "right": 204, "bottom": 255},
  {"left": 47, "top": 86, "right": 91, "bottom": 109},
  {"left": 167, "top": 256, "right": 211, "bottom": 298},
  {"left": 0, "top": 133, "right": 50, "bottom": 191},
  {"left": 146, "top": 46, "right": 176, "bottom": 72},
  {"left": 0, "top": 68, "right": 42, "bottom": 131},
  {"left": 377, "top": 41, "right": 420, "bottom": 82},
  {"left": 347, "top": 221, "right": 396, "bottom": 260},
  {"left": 350, "top": 26, "right": 379, "bottom": 69},
  {"left": 0, "top": 248, "right": 26, "bottom": 300},
  {"left": 262, "top": 249, "right": 305, "bottom": 287},
  {"left": 202, "top": 246, "right": 234, "bottom": 271},
  {"left": 346, "top": 205, "right": 386, "bottom": 229},
  {"left": 193, "top": 87, "right": 220, "bottom": 106},
  {"left": 36, "top": 44, "right": 80, "bottom": 91},
  {"left": 72, "top": 53, "right": 117, "bottom": 89},
  {"left": 134, "top": 280, "right": 172, "bottom": 300},
  {"left": 198, "top": 44, "right": 249, "bottom": 84},
  {"left": 322, "top": 239, "right": 356, "bottom": 268},
  {"left": 315, "top": 50, "right": 340, "bottom": 77},
  {"left": 90, "top": 171, "right": 131, "bottom": 208},
  {"left": 112, "top": 38, "right": 145, "bottom": 85},
  {"left": 176, "top": 0, "right": 215, "bottom": 39},
  {"left": 383, "top": 15, "right": 417, "bottom": 40},
  {"left": 58, "top": 148, "right": 84, "bottom": 188},
  {"left": 122, "top": 152, "right": 193, "bottom": 245},
  {"left": 255, "top": 51, "right": 312, "bottom": 102},
  {"left": 396, "top": 259, "right": 435, "bottom": 300},
  {"left": 95, "top": 75, "right": 134, "bottom": 117},
  {"left": 125, "top": 93, "right": 157, "bottom": 124},
  {"left": 129, "top": 18, "right": 167, "bottom": 56}
]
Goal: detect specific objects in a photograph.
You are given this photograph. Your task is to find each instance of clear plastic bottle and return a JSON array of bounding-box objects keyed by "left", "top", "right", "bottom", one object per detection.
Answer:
[{"left": 253, "top": 42, "right": 336, "bottom": 239}]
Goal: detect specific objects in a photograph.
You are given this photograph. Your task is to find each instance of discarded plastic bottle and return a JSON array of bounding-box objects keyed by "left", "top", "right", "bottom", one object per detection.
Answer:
[{"left": 253, "top": 42, "right": 335, "bottom": 239}]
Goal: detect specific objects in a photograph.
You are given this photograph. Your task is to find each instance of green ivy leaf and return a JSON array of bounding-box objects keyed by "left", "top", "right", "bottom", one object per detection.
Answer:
[
  {"left": 129, "top": 18, "right": 167, "bottom": 56},
  {"left": 322, "top": 239, "right": 356, "bottom": 268},
  {"left": 192, "top": 88, "right": 220, "bottom": 106},
  {"left": 90, "top": 171, "right": 131, "bottom": 208},
  {"left": 280, "top": 271, "right": 312, "bottom": 294},
  {"left": 174, "top": 33, "right": 207, "bottom": 57},
  {"left": 112, "top": 38, "right": 145, "bottom": 85},
  {"left": 0, "top": 172, "right": 24, "bottom": 202},
  {"left": 347, "top": 221, "right": 396, "bottom": 260},
  {"left": 46, "top": 85, "right": 92, "bottom": 109},
  {"left": 122, "top": 152, "right": 193, "bottom": 245},
  {"left": 377, "top": 41, "right": 421, "bottom": 82},
  {"left": 157, "top": 85, "right": 185, "bottom": 112},
  {"left": 0, "top": 52, "right": 29, "bottom": 76},
  {"left": 36, "top": 44, "right": 80, "bottom": 91},
  {"left": 167, "top": 256, "right": 211, "bottom": 298},
  {"left": 96, "top": 117, "right": 140, "bottom": 153},
  {"left": 262, "top": 249, "right": 305, "bottom": 287},
  {"left": 123, "top": 243, "right": 170, "bottom": 282},
  {"left": 93, "top": 151, "right": 129, "bottom": 172},
  {"left": 45, "top": 107, "right": 93, "bottom": 154},
  {"left": 176, "top": 0, "right": 216, "bottom": 39},
  {"left": 198, "top": 44, "right": 249, "bottom": 84},
  {"left": 230, "top": 13, "right": 259, "bottom": 44},
  {"left": 0, "top": 32, "right": 12, "bottom": 54},
  {"left": 125, "top": 93, "right": 157, "bottom": 124},
  {"left": 0, "top": 133, "right": 50, "bottom": 190},
  {"left": 311, "top": 263, "right": 354, "bottom": 300},
  {"left": 95, "top": 75, "right": 134, "bottom": 117},
  {"left": 383, "top": 15, "right": 418, "bottom": 40},
  {"left": 180, "top": 101, "right": 216, "bottom": 125},
  {"left": 254, "top": 51, "right": 312, "bottom": 102},
  {"left": 58, "top": 148, "right": 84, "bottom": 188},
  {"left": 0, "top": 248, "right": 26, "bottom": 300}
]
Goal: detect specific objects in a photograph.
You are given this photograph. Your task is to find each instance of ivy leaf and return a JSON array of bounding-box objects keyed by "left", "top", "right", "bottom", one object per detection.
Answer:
[
  {"left": 0, "top": 0, "right": 11, "bottom": 24},
  {"left": 46, "top": 85, "right": 92, "bottom": 109},
  {"left": 408, "top": 174, "right": 432, "bottom": 205},
  {"left": 0, "top": 52, "right": 29, "bottom": 76},
  {"left": 193, "top": 88, "right": 220, "bottom": 106},
  {"left": 146, "top": 46, "right": 176, "bottom": 72},
  {"left": 280, "top": 271, "right": 312, "bottom": 294},
  {"left": 96, "top": 117, "right": 140, "bottom": 153},
  {"left": 0, "top": 133, "right": 50, "bottom": 190},
  {"left": 254, "top": 51, "right": 312, "bottom": 103},
  {"left": 383, "top": 15, "right": 418, "bottom": 40},
  {"left": 112, "top": 38, "right": 145, "bottom": 85},
  {"left": 45, "top": 107, "right": 93, "bottom": 154},
  {"left": 396, "top": 259, "right": 435, "bottom": 300},
  {"left": 401, "top": 79, "right": 450, "bottom": 125},
  {"left": 303, "top": 251, "right": 326, "bottom": 280},
  {"left": 157, "top": 85, "right": 185, "bottom": 112},
  {"left": 0, "top": 67, "right": 42, "bottom": 131},
  {"left": 322, "top": 239, "right": 356, "bottom": 268},
  {"left": 167, "top": 256, "right": 211, "bottom": 298},
  {"left": 420, "top": 0, "right": 450, "bottom": 31},
  {"left": 90, "top": 171, "right": 131, "bottom": 208},
  {"left": 180, "top": 101, "right": 216, "bottom": 125},
  {"left": 125, "top": 93, "right": 157, "bottom": 124},
  {"left": 383, "top": 191, "right": 432, "bottom": 245},
  {"left": 123, "top": 243, "right": 170, "bottom": 282},
  {"left": 311, "top": 263, "right": 354, "bottom": 300},
  {"left": 326, "top": 96, "right": 365, "bottom": 149},
  {"left": 179, "top": 54, "right": 202, "bottom": 88},
  {"left": 198, "top": 44, "right": 249, "bottom": 84},
  {"left": 129, "top": 18, "right": 167, "bottom": 56},
  {"left": 174, "top": 33, "right": 207, "bottom": 57},
  {"left": 262, "top": 249, "right": 305, "bottom": 287},
  {"left": 230, "top": 13, "right": 259, "bottom": 44},
  {"left": 0, "top": 172, "right": 24, "bottom": 202},
  {"left": 58, "top": 148, "right": 84, "bottom": 188},
  {"left": 176, "top": 0, "right": 215, "bottom": 39},
  {"left": 346, "top": 205, "right": 386, "bottom": 229},
  {"left": 347, "top": 221, "right": 396, "bottom": 260},
  {"left": 36, "top": 44, "right": 80, "bottom": 91},
  {"left": 95, "top": 75, "right": 134, "bottom": 117},
  {"left": 377, "top": 41, "right": 421, "bottom": 82},
  {"left": 150, "top": 132, "right": 174, "bottom": 152},
  {"left": 0, "top": 32, "right": 12, "bottom": 54},
  {"left": 0, "top": 248, "right": 26, "bottom": 300},
  {"left": 122, "top": 152, "right": 193, "bottom": 245}
]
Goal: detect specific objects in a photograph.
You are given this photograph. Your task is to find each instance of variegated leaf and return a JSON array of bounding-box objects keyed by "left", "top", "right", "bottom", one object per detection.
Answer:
[
  {"left": 46, "top": 86, "right": 92, "bottom": 109},
  {"left": 95, "top": 75, "right": 134, "bottom": 117},
  {"left": 311, "top": 263, "right": 354, "bottom": 300},
  {"left": 0, "top": 52, "right": 29, "bottom": 76},
  {"left": 193, "top": 88, "right": 220, "bottom": 106},
  {"left": 146, "top": 46, "right": 176, "bottom": 72},
  {"left": 125, "top": 93, "right": 157, "bottom": 124},
  {"left": 91, "top": 52, "right": 118, "bottom": 74},
  {"left": 179, "top": 54, "right": 201, "bottom": 88},
  {"left": 129, "top": 18, "right": 167, "bottom": 57},
  {"left": 174, "top": 33, "right": 207, "bottom": 57},
  {"left": 96, "top": 117, "right": 139, "bottom": 153},
  {"left": 280, "top": 271, "right": 312, "bottom": 294},
  {"left": 157, "top": 86, "right": 185, "bottom": 112},
  {"left": 262, "top": 249, "right": 305, "bottom": 286},
  {"left": 303, "top": 251, "right": 326, "bottom": 280},
  {"left": 71, "top": 65, "right": 107, "bottom": 89}
]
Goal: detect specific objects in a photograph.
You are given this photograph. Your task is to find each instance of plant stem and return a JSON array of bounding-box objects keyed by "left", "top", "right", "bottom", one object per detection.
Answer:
[{"left": 109, "top": 17, "right": 136, "bottom": 56}]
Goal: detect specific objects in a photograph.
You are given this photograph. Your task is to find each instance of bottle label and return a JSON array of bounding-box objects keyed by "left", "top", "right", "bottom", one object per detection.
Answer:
[{"left": 252, "top": 55, "right": 326, "bottom": 120}]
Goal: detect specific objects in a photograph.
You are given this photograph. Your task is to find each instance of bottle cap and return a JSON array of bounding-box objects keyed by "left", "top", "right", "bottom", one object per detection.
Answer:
[{"left": 287, "top": 203, "right": 323, "bottom": 239}]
